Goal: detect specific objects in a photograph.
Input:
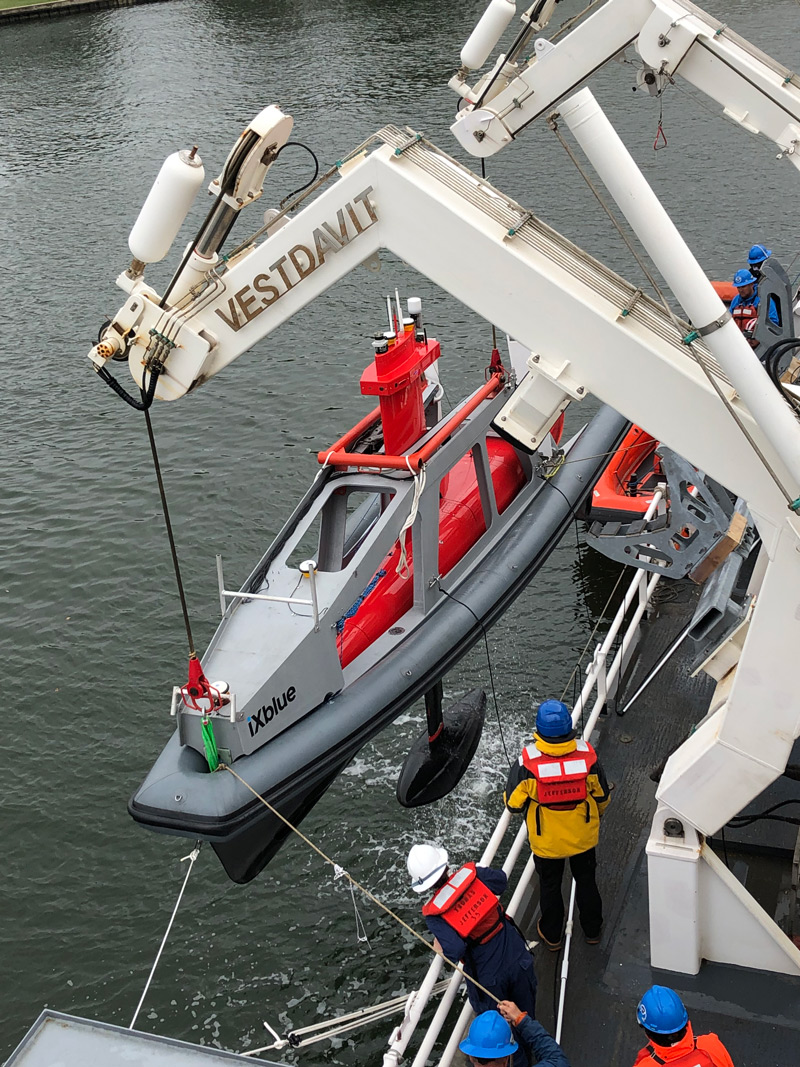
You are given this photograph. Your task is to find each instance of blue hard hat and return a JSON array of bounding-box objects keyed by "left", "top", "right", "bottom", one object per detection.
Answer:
[
  {"left": 637, "top": 986, "right": 689, "bottom": 1034},
  {"left": 535, "top": 699, "right": 573, "bottom": 738},
  {"left": 459, "top": 1012, "right": 518, "bottom": 1058},
  {"left": 733, "top": 268, "right": 757, "bottom": 288},
  {"left": 748, "top": 244, "right": 772, "bottom": 266}
]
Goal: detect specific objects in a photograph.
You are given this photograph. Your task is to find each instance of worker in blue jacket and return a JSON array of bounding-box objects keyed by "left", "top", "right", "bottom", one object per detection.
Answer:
[
  {"left": 408, "top": 843, "right": 537, "bottom": 1020},
  {"left": 729, "top": 268, "right": 778, "bottom": 325},
  {"left": 458, "top": 1005, "right": 571, "bottom": 1067}
]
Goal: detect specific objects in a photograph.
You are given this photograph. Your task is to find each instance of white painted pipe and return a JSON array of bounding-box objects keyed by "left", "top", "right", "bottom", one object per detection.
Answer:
[
  {"left": 555, "top": 879, "right": 576, "bottom": 1043},
  {"left": 479, "top": 808, "right": 512, "bottom": 864},
  {"left": 410, "top": 971, "right": 464, "bottom": 1067},
  {"left": 383, "top": 955, "right": 445, "bottom": 1067},
  {"left": 560, "top": 89, "right": 800, "bottom": 502},
  {"left": 501, "top": 821, "right": 531, "bottom": 876},
  {"left": 438, "top": 1000, "right": 473, "bottom": 1067},
  {"left": 505, "top": 853, "right": 535, "bottom": 919}
]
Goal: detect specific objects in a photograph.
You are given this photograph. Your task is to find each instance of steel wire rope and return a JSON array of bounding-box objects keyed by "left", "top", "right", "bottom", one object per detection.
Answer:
[
  {"left": 547, "top": 114, "right": 800, "bottom": 511},
  {"left": 531, "top": 455, "right": 630, "bottom": 704},
  {"left": 434, "top": 581, "right": 511, "bottom": 766},
  {"left": 558, "top": 565, "right": 627, "bottom": 704},
  {"left": 220, "top": 764, "right": 504, "bottom": 1004},
  {"left": 143, "top": 407, "right": 197, "bottom": 655},
  {"left": 549, "top": 0, "right": 606, "bottom": 42},
  {"left": 537, "top": 463, "right": 599, "bottom": 638},
  {"left": 129, "top": 842, "right": 202, "bottom": 1029}
]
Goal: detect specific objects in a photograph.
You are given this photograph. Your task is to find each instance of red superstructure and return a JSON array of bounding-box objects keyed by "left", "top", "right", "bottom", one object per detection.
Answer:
[
  {"left": 359, "top": 321, "right": 440, "bottom": 455},
  {"left": 338, "top": 437, "right": 526, "bottom": 666},
  {"left": 320, "top": 304, "right": 567, "bottom": 667}
]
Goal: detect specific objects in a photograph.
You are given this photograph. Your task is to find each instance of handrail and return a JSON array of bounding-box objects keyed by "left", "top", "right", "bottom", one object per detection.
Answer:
[
  {"left": 385, "top": 497, "right": 664, "bottom": 1065},
  {"left": 216, "top": 554, "right": 321, "bottom": 631},
  {"left": 320, "top": 373, "right": 504, "bottom": 473},
  {"left": 553, "top": 490, "right": 663, "bottom": 1043}
]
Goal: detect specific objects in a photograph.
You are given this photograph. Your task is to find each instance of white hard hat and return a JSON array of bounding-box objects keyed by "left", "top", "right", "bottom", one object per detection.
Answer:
[{"left": 407, "top": 844, "right": 449, "bottom": 894}]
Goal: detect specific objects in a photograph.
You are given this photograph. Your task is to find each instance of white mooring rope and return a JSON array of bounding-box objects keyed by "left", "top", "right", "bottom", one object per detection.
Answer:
[
  {"left": 129, "top": 843, "right": 201, "bottom": 1030},
  {"left": 396, "top": 460, "right": 426, "bottom": 579}
]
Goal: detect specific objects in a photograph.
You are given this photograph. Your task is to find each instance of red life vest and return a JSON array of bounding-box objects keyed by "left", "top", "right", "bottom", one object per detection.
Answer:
[
  {"left": 732, "top": 304, "right": 757, "bottom": 334},
  {"left": 521, "top": 739, "right": 597, "bottom": 807},
  {"left": 644, "top": 1041, "right": 715, "bottom": 1067},
  {"left": 422, "top": 863, "right": 505, "bottom": 945}
]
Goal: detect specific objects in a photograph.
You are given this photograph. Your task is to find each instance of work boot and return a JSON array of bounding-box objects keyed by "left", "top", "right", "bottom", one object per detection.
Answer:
[
  {"left": 584, "top": 924, "right": 603, "bottom": 945},
  {"left": 536, "top": 920, "right": 563, "bottom": 952}
]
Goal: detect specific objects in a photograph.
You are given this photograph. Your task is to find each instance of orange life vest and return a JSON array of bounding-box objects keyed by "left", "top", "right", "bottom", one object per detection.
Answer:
[
  {"left": 643, "top": 1041, "right": 715, "bottom": 1067},
  {"left": 521, "top": 739, "right": 597, "bottom": 807},
  {"left": 422, "top": 863, "right": 505, "bottom": 945},
  {"left": 732, "top": 304, "right": 757, "bottom": 334}
]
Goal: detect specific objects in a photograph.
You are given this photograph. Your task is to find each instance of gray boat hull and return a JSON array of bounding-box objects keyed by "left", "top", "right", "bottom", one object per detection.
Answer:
[{"left": 129, "top": 406, "right": 628, "bottom": 882}]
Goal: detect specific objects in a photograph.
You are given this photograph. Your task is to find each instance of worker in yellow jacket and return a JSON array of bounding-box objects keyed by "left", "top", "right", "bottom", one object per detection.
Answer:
[{"left": 504, "top": 699, "right": 610, "bottom": 950}]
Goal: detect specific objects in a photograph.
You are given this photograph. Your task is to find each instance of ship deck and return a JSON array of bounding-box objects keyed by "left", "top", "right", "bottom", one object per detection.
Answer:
[{"left": 527, "top": 577, "right": 800, "bottom": 1067}]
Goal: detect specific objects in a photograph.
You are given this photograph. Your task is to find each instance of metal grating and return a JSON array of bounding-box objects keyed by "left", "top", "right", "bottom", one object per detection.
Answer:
[{"left": 376, "top": 125, "right": 732, "bottom": 389}]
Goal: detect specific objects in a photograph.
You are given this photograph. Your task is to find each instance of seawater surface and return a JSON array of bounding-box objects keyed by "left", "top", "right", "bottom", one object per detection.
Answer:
[{"left": 2, "top": 0, "right": 799, "bottom": 1062}]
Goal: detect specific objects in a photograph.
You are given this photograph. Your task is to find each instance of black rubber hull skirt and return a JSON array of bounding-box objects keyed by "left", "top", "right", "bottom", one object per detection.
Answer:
[{"left": 129, "top": 406, "right": 629, "bottom": 882}]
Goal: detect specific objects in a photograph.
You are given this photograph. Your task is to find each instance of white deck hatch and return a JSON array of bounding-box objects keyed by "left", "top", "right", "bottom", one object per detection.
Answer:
[{"left": 6, "top": 1011, "right": 284, "bottom": 1067}]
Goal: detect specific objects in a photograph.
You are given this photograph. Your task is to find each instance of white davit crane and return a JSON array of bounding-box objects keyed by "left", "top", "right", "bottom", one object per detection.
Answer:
[
  {"left": 86, "top": 0, "right": 800, "bottom": 979},
  {"left": 449, "top": 0, "right": 800, "bottom": 166}
]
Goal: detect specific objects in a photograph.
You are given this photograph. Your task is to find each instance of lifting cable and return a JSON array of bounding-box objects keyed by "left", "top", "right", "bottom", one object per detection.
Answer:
[
  {"left": 221, "top": 763, "right": 504, "bottom": 1007},
  {"left": 143, "top": 406, "right": 196, "bottom": 658},
  {"left": 435, "top": 580, "right": 511, "bottom": 766},
  {"left": 558, "top": 552, "right": 627, "bottom": 706},
  {"left": 547, "top": 114, "right": 800, "bottom": 513}
]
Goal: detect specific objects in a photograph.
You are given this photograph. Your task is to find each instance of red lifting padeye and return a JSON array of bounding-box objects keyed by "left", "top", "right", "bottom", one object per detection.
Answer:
[
  {"left": 181, "top": 653, "right": 223, "bottom": 712},
  {"left": 359, "top": 325, "right": 440, "bottom": 456}
]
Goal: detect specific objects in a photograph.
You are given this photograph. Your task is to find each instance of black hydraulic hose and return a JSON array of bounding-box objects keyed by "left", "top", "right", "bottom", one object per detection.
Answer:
[
  {"left": 761, "top": 336, "right": 800, "bottom": 387},
  {"left": 96, "top": 361, "right": 161, "bottom": 411},
  {"left": 277, "top": 142, "right": 320, "bottom": 206},
  {"left": 727, "top": 797, "right": 800, "bottom": 828}
]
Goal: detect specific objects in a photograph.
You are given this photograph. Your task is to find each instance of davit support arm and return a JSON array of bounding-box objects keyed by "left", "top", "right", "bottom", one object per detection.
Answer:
[{"left": 449, "top": 0, "right": 800, "bottom": 166}]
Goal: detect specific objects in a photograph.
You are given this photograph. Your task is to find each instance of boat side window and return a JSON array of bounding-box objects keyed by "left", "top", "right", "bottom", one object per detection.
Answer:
[{"left": 286, "top": 486, "right": 394, "bottom": 572}]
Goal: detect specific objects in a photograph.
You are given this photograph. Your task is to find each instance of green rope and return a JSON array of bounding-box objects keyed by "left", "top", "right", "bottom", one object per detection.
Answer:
[
  {"left": 201, "top": 717, "right": 219, "bottom": 771},
  {"left": 682, "top": 330, "right": 699, "bottom": 345},
  {"left": 789, "top": 497, "right": 800, "bottom": 514}
]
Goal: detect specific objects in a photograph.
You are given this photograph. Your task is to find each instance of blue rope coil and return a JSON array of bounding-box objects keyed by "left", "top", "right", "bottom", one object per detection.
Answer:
[{"left": 336, "top": 569, "right": 387, "bottom": 635}]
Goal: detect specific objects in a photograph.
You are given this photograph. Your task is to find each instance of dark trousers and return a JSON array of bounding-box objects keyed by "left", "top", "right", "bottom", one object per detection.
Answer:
[{"left": 534, "top": 848, "right": 602, "bottom": 942}]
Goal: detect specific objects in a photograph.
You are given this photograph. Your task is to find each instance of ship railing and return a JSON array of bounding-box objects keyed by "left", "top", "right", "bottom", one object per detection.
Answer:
[
  {"left": 384, "top": 491, "right": 664, "bottom": 1067},
  {"left": 215, "top": 554, "right": 320, "bottom": 631}
]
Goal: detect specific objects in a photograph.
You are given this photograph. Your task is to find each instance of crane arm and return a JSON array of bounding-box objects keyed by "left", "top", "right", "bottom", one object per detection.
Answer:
[
  {"left": 89, "top": 125, "right": 794, "bottom": 525},
  {"left": 450, "top": 0, "right": 800, "bottom": 165}
]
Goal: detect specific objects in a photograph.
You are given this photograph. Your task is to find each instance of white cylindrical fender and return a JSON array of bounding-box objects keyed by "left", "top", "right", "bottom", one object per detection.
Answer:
[
  {"left": 128, "top": 148, "right": 205, "bottom": 264},
  {"left": 461, "top": 0, "right": 516, "bottom": 71}
]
